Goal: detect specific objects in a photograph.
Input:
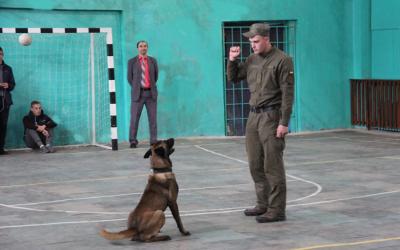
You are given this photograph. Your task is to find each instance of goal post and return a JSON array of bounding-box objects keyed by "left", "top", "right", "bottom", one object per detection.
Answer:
[{"left": 0, "top": 27, "right": 118, "bottom": 150}]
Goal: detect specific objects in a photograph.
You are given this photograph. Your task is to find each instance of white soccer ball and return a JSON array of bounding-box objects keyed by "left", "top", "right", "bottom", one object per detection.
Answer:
[{"left": 18, "top": 33, "right": 32, "bottom": 46}]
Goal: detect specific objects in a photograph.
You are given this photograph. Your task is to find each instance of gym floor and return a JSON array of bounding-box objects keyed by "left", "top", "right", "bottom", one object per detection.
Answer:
[{"left": 0, "top": 130, "right": 399, "bottom": 250}]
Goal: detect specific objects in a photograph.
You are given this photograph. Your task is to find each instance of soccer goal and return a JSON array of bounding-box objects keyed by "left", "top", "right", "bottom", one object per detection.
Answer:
[{"left": 0, "top": 28, "right": 118, "bottom": 150}]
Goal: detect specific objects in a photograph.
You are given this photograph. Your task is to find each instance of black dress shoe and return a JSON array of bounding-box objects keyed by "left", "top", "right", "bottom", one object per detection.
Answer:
[
  {"left": 0, "top": 150, "right": 8, "bottom": 155},
  {"left": 243, "top": 207, "right": 267, "bottom": 216},
  {"left": 256, "top": 213, "right": 286, "bottom": 223},
  {"left": 130, "top": 143, "right": 137, "bottom": 148}
]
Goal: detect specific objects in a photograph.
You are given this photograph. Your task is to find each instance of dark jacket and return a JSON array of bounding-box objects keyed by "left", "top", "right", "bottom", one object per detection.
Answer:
[
  {"left": 127, "top": 56, "right": 158, "bottom": 101},
  {"left": 23, "top": 110, "right": 57, "bottom": 135},
  {"left": 0, "top": 61, "right": 16, "bottom": 108}
]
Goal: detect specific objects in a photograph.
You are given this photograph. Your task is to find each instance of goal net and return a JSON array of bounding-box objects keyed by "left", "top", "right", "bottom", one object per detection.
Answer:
[{"left": 0, "top": 32, "right": 112, "bottom": 148}]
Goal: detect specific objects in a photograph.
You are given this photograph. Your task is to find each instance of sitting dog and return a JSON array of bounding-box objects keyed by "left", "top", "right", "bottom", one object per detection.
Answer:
[{"left": 100, "top": 138, "right": 190, "bottom": 242}]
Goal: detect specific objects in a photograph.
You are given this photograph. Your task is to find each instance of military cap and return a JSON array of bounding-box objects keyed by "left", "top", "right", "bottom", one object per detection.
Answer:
[{"left": 243, "top": 23, "right": 270, "bottom": 38}]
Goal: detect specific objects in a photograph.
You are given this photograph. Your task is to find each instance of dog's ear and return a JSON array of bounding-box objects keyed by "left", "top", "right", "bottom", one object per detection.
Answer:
[
  {"left": 166, "top": 138, "right": 174, "bottom": 148},
  {"left": 169, "top": 148, "right": 175, "bottom": 155},
  {"left": 144, "top": 149, "right": 152, "bottom": 158},
  {"left": 154, "top": 147, "right": 166, "bottom": 158}
]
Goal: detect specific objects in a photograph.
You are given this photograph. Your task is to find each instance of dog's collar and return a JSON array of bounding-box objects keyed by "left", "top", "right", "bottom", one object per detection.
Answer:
[{"left": 152, "top": 167, "right": 173, "bottom": 173}]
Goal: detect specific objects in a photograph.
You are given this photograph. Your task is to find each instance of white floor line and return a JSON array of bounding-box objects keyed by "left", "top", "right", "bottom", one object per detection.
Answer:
[
  {"left": 294, "top": 134, "right": 400, "bottom": 143},
  {"left": 0, "top": 218, "right": 126, "bottom": 229},
  {"left": 0, "top": 174, "right": 149, "bottom": 189},
  {"left": 380, "top": 156, "right": 400, "bottom": 160},
  {"left": 1, "top": 151, "right": 397, "bottom": 189},
  {"left": 93, "top": 143, "right": 112, "bottom": 150},
  {"left": 1, "top": 189, "right": 398, "bottom": 230},
  {"left": 338, "top": 137, "right": 400, "bottom": 145},
  {"left": 285, "top": 174, "right": 322, "bottom": 202},
  {"left": 287, "top": 189, "right": 400, "bottom": 208},
  {"left": 179, "top": 189, "right": 400, "bottom": 216},
  {"left": 194, "top": 145, "right": 248, "bottom": 164},
  {"left": 0, "top": 203, "right": 126, "bottom": 215},
  {"left": 291, "top": 136, "right": 344, "bottom": 141},
  {"left": 10, "top": 183, "right": 253, "bottom": 206},
  {"left": 175, "top": 142, "right": 241, "bottom": 148},
  {"left": 117, "top": 142, "right": 239, "bottom": 152},
  {"left": 9, "top": 180, "right": 296, "bottom": 207},
  {"left": 10, "top": 192, "right": 145, "bottom": 206},
  {"left": 0, "top": 167, "right": 244, "bottom": 189},
  {"left": 286, "top": 158, "right": 360, "bottom": 167},
  {"left": 286, "top": 154, "right": 400, "bottom": 167}
]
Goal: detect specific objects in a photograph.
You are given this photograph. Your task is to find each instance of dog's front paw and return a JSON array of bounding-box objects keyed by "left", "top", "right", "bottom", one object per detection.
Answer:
[{"left": 181, "top": 230, "right": 191, "bottom": 236}]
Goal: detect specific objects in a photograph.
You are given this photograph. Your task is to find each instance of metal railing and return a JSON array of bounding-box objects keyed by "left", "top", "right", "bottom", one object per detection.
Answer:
[{"left": 351, "top": 79, "right": 400, "bottom": 131}]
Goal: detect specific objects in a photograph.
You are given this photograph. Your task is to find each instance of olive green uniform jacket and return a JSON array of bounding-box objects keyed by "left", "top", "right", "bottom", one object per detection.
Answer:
[{"left": 227, "top": 47, "right": 294, "bottom": 126}]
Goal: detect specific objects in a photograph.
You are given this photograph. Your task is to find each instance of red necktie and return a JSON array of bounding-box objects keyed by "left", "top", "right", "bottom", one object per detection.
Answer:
[
  {"left": 140, "top": 57, "right": 150, "bottom": 89},
  {"left": 140, "top": 58, "right": 147, "bottom": 88}
]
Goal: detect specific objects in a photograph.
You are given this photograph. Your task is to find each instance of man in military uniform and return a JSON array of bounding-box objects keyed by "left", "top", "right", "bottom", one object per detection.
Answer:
[{"left": 227, "top": 23, "right": 294, "bottom": 223}]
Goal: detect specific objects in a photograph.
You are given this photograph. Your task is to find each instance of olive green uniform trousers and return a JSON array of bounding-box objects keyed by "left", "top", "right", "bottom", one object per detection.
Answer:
[{"left": 246, "top": 109, "right": 286, "bottom": 216}]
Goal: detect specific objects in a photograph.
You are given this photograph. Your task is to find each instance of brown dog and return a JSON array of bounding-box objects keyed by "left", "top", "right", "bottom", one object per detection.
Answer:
[{"left": 99, "top": 138, "right": 190, "bottom": 242}]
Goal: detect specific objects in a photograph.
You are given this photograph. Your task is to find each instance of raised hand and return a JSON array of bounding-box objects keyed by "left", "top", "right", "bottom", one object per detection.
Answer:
[{"left": 229, "top": 46, "right": 241, "bottom": 61}]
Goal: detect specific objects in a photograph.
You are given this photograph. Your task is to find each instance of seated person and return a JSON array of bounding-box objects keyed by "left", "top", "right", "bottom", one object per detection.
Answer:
[{"left": 23, "top": 100, "right": 57, "bottom": 153}]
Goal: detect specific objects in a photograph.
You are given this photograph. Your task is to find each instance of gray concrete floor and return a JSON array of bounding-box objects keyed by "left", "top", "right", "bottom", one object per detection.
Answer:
[{"left": 0, "top": 130, "right": 399, "bottom": 250}]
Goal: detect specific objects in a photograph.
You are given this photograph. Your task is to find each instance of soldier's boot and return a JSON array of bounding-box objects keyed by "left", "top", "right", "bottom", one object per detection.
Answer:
[
  {"left": 243, "top": 206, "right": 267, "bottom": 216},
  {"left": 256, "top": 211, "right": 286, "bottom": 223}
]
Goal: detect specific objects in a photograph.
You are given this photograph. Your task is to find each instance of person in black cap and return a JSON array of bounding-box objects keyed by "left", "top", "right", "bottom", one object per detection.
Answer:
[
  {"left": 227, "top": 23, "right": 295, "bottom": 223},
  {"left": 0, "top": 47, "right": 16, "bottom": 155}
]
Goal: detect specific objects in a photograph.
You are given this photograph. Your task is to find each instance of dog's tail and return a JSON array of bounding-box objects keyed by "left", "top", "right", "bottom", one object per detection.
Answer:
[{"left": 99, "top": 228, "right": 137, "bottom": 240}]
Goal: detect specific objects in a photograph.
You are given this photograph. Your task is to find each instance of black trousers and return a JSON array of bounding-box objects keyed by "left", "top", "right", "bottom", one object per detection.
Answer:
[{"left": 0, "top": 106, "right": 10, "bottom": 150}]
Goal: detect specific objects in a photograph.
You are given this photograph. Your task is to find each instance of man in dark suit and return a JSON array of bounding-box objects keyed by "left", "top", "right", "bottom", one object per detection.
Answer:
[
  {"left": 127, "top": 40, "right": 158, "bottom": 148},
  {"left": 0, "top": 47, "right": 16, "bottom": 155}
]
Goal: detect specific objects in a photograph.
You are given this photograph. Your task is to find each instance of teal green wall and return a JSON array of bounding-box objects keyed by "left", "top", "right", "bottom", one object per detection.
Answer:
[
  {"left": 128, "top": 0, "right": 355, "bottom": 132},
  {"left": 371, "top": 0, "right": 400, "bottom": 78},
  {"left": 1, "top": 0, "right": 361, "bottom": 148},
  {"left": 353, "top": 0, "right": 371, "bottom": 79}
]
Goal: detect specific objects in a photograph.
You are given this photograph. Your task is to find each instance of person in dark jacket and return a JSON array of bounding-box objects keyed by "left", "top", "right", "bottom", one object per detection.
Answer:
[
  {"left": 0, "top": 47, "right": 16, "bottom": 155},
  {"left": 127, "top": 40, "right": 159, "bottom": 148},
  {"left": 23, "top": 100, "right": 57, "bottom": 153}
]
